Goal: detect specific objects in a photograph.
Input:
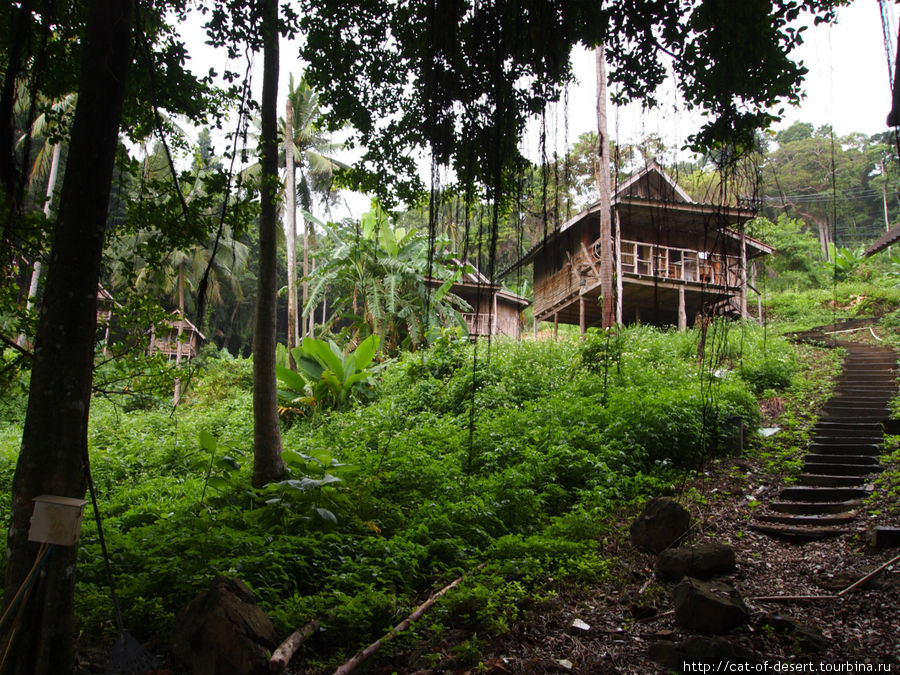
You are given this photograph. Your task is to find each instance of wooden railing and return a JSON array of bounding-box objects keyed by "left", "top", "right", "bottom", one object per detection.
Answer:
[
  {"left": 591, "top": 239, "right": 741, "bottom": 287},
  {"left": 535, "top": 238, "right": 743, "bottom": 317},
  {"left": 462, "top": 312, "right": 491, "bottom": 336}
]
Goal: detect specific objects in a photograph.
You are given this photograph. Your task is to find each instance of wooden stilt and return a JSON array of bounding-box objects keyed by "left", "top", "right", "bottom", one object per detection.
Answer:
[
  {"left": 579, "top": 296, "right": 585, "bottom": 337},
  {"left": 678, "top": 285, "right": 687, "bottom": 331},
  {"left": 553, "top": 313, "right": 559, "bottom": 339}
]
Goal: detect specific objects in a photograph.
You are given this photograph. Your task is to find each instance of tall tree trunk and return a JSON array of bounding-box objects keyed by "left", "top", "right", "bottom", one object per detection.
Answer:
[
  {"left": 2, "top": 2, "right": 132, "bottom": 673},
  {"left": 174, "top": 261, "right": 185, "bottom": 405},
  {"left": 285, "top": 97, "right": 299, "bottom": 367},
  {"left": 17, "top": 142, "right": 61, "bottom": 348},
  {"left": 594, "top": 44, "right": 614, "bottom": 330},
  {"left": 252, "top": 0, "right": 286, "bottom": 488}
]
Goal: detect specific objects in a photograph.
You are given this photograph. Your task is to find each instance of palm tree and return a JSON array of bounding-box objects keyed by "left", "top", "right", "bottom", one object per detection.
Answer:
[
  {"left": 15, "top": 93, "right": 77, "bottom": 346},
  {"left": 282, "top": 74, "right": 346, "bottom": 355},
  {"left": 305, "top": 207, "right": 469, "bottom": 353}
]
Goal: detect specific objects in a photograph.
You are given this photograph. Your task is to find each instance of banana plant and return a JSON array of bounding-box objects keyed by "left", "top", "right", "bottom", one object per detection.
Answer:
[{"left": 276, "top": 334, "right": 381, "bottom": 416}]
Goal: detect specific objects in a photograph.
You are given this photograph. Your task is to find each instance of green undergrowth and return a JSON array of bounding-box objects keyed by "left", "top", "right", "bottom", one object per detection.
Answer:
[
  {"left": 745, "top": 340, "right": 843, "bottom": 478},
  {"left": 763, "top": 281, "right": 900, "bottom": 331},
  {"left": 0, "top": 321, "right": 804, "bottom": 668}
]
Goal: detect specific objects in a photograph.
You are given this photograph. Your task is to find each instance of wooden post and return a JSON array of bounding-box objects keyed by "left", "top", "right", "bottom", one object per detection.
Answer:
[
  {"left": 594, "top": 44, "right": 614, "bottom": 329},
  {"left": 739, "top": 226, "right": 749, "bottom": 318},
  {"left": 678, "top": 285, "right": 687, "bottom": 331},
  {"left": 579, "top": 295, "right": 585, "bottom": 337},
  {"left": 615, "top": 210, "right": 623, "bottom": 326},
  {"left": 553, "top": 312, "right": 559, "bottom": 339},
  {"left": 881, "top": 160, "right": 892, "bottom": 257},
  {"left": 752, "top": 262, "right": 763, "bottom": 322},
  {"left": 635, "top": 305, "right": 641, "bottom": 325}
]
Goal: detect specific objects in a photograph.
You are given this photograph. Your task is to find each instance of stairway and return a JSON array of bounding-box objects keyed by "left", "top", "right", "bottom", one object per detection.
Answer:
[{"left": 751, "top": 335, "right": 897, "bottom": 540}]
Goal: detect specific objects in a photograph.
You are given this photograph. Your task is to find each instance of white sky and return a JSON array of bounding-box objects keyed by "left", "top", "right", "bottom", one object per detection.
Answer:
[
  {"left": 523, "top": 0, "right": 897, "bottom": 166},
  {"left": 178, "top": 0, "right": 898, "bottom": 217}
]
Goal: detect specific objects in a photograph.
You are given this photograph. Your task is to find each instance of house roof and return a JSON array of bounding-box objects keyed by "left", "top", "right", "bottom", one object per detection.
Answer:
[
  {"left": 427, "top": 258, "right": 531, "bottom": 308},
  {"left": 501, "top": 160, "right": 762, "bottom": 276},
  {"left": 863, "top": 222, "right": 900, "bottom": 257},
  {"left": 166, "top": 310, "right": 206, "bottom": 342}
]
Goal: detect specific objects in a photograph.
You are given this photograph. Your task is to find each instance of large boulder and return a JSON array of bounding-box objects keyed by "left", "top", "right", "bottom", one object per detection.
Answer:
[
  {"left": 649, "top": 636, "right": 759, "bottom": 672},
  {"left": 630, "top": 497, "right": 691, "bottom": 554},
  {"left": 655, "top": 542, "right": 736, "bottom": 582},
  {"left": 672, "top": 577, "right": 749, "bottom": 634},
  {"left": 757, "top": 613, "right": 827, "bottom": 654},
  {"left": 171, "top": 576, "right": 278, "bottom": 675}
]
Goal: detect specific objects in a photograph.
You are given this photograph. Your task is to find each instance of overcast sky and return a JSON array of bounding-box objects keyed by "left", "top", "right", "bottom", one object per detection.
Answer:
[
  {"left": 522, "top": 0, "right": 897, "bottom": 167},
  {"left": 179, "top": 1, "right": 899, "bottom": 218}
]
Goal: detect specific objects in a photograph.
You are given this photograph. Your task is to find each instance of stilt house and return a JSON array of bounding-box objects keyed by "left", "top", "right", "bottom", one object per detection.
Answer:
[
  {"left": 431, "top": 260, "right": 530, "bottom": 339},
  {"left": 148, "top": 310, "right": 206, "bottom": 361},
  {"left": 504, "top": 161, "right": 772, "bottom": 332}
]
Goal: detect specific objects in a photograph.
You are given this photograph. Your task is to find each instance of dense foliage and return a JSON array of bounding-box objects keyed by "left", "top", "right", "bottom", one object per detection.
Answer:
[{"left": 0, "top": 321, "right": 802, "bottom": 666}]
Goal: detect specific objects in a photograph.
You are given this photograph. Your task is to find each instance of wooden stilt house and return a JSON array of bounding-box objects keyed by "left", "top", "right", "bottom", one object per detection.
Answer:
[
  {"left": 148, "top": 310, "right": 206, "bottom": 361},
  {"left": 504, "top": 161, "right": 772, "bottom": 333},
  {"left": 430, "top": 260, "right": 530, "bottom": 339}
]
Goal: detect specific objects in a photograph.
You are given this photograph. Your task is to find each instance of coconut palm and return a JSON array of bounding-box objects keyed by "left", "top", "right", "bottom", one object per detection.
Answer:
[
  {"left": 305, "top": 207, "right": 469, "bottom": 353},
  {"left": 283, "top": 74, "right": 346, "bottom": 359},
  {"left": 15, "top": 92, "right": 77, "bottom": 346}
]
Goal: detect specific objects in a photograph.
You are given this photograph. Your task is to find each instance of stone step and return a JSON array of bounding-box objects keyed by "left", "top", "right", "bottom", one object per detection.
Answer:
[
  {"left": 755, "top": 512, "right": 857, "bottom": 527},
  {"left": 809, "top": 443, "right": 882, "bottom": 456},
  {"left": 769, "top": 499, "right": 862, "bottom": 515},
  {"left": 804, "top": 453, "right": 880, "bottom": 465},
  {"left": 779, "top": 485, "right": 872, "bottom": 502},
  {"left": 814, "top": 421, "right": 884, "bottom": 433},
  {"left": 749, "top": 523, "right": 849, "bottom": 540},
  {"left": 820, "top": 415, "right": 890, "bottom": 424},
  {"left": 822, "top": 405, "right": 892, "bottom": 416},
  {"left": 826, "top": 398, "right": 894, "bottom": 408},
  {"left": 803, "top": 462, "right": 883, "bottom": 476},
  {"left": 796, "top": 473, "right": 869, "bottom": 487}
]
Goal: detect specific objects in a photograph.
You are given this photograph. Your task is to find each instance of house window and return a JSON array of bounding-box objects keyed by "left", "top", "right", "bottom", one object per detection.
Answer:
[{"left": 620, "top": 242, "right": 635, "bottom": 273}]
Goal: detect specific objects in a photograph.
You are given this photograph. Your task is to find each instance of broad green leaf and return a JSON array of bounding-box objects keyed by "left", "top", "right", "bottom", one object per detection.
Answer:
[
  {"left": 304, "top": 338, "right": 344, "bottom": 379},
  {"left": 276, "top": 364, "right": 309, "bottom": 391},
  {"left": 199, "top": 430, "right": 217, "bottom": 453},
  {"left": 315, "top": 507, "right": 338, "bottom": 524},
  {"left": 206, "top": 476, "right": 231, "bottom": 492},
  {"left": 354, "top": 334, "right": 379, "bottom": 367}
]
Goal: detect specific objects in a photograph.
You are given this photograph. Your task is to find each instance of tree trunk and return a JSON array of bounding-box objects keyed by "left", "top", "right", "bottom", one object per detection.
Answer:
[
  {"left": 307, "top": 220, "right": 317, "bottom": 338},
  {"left": 252, "top": 0, "right": 286, "bottom": 488},
  {"left": 285, "top": 97, "right": 299, "bottom": 367},
  {"left": 594, "top": 44, "right": 615, "bottom": 330},
  {"left": 2, "top": 2, "right": 133, "bottom": 673},
  {"left": 17, "top": 143, "right": 61, "bottom": 348}
]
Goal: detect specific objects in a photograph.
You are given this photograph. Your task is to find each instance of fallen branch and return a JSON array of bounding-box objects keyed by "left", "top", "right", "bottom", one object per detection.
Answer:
[
  {"left": 823, "top": 326, "right": 869, "bottom": 335},
  {"left": 332, "top": 562, "right": 487, "bottom": 675},
  {"left": 269, "top": 617, "right": 321, "bottom": 672},
  {"left": 837, "top": 551, "right": 900, "bottom": 597},
  {"left": 750, "top": 551, "right": 900, "bottom": 604},
  {"left": 869, "top": 327, "right": 884, "bottom": 342},
  {"left": 749, "top": 594, "right": 835, "bottom": 603}
]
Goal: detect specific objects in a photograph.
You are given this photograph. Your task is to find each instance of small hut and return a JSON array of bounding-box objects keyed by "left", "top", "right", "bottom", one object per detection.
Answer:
[
  {"left": 148, "top": 310, "right": 206, "bottom": 362},
  {"left": 431, "top": 260, "right": 530, "bottom": 339}
]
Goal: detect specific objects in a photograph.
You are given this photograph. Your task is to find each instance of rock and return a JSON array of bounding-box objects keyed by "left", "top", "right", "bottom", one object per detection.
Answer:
[
  {"left": 758, "top": 614, "right": 827, "bottom": 654},
  {"left": 869, "top": 526, "right": 900, "bottom": 549},
  {"left": 655, "top": 542, "right": 736, "bottom": 582},
  {"left": 630, "top": 497, "right": 691, "bottom": 554},
  {"left": 171, "top": 576, "right": 278, "bottom": 675},
  {"left": 672, "top": 577, "right": 749, "bottom": 634},
  {"left": 649, "top": 636, "right": 758, "bottom": 671}
]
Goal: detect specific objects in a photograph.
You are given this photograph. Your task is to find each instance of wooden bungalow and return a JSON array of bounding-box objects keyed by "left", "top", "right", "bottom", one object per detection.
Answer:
[
  {"left": 431, "top": 261, "right": 530, "bottom": 339},
  {"left": 504, "top": 161, "right": 772, "bottom": 333},
  {"left": 148, "top": 310, "right": 206, "bottom": 361}
]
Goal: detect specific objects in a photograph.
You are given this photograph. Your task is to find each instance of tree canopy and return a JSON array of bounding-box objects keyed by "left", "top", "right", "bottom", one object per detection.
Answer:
[{"left": 299, "top": 0, "right": 847, "bottom": 205}]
